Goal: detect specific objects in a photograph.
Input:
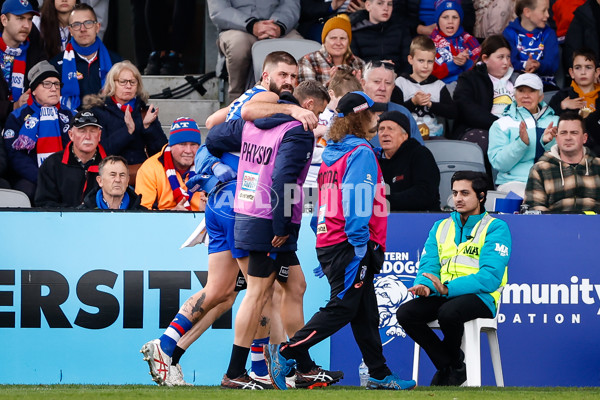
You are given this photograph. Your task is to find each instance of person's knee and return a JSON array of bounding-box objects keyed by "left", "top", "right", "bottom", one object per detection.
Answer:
[
  {"left": 396, "top": 303, "right": 412, "bottom": 325},
  {"left": 219, "top": 31, "right": 253, "bottom": 62}
]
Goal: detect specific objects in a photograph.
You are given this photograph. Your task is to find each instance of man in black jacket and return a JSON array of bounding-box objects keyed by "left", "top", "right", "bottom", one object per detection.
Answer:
[
  {"left": 377, "top": 111, "right": 440, "bottom": 211},
  {"left": 80, "top": 155, "right": 144, "bottom": 210},
  {"left": 35, "top": 109, "right": 106, "bottom": 207},
  {"left": 0, "top": 0, "right": 45, "bottom": 127}
]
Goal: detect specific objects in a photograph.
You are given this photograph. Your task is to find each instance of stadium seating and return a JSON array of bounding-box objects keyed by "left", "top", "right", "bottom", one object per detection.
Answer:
[
  {"left": 0, "top": 189, "right": 31, "bottom": 208},
  {"left": 251, "top": 38, "right": 321, "bottom": 82}
]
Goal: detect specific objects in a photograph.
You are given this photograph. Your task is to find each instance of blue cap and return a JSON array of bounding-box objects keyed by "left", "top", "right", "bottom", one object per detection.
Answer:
[
  {"left": 1, "top": 0, "right": 39, "bottom": 16},
  {"left": 434, "top": 0, "right": 464, "bottom": 24},
  {"left": 169, "top": 117, "right": 201, "bottom": 146}
]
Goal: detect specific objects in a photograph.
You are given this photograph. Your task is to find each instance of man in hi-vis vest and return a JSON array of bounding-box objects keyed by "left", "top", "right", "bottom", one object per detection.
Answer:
[{"left": 396, "top": 170, "right": 511, "bottom": 386}]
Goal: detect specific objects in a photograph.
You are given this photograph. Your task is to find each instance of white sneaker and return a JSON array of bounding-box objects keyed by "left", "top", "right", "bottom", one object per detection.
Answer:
[
  {"left": 249, "top": 370, "right": 295, "bottom": 389},
  {"left": 165, "top": 364, "right": 193, "bottom": 386},
  {"left": 140, "top": 339, "right": 171, "bottom": 386}
]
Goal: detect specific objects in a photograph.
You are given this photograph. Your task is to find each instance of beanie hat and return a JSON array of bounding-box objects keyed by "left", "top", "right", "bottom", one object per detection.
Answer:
[
  {"left": 378, "top": 111, "right": 411, "bottom": 134},
  {"left": 169, "top": 117, "right": 201, "bottom": 146},
  {"left": 322, "top": 14, "right": 352, "bottom": 44},
  {"left": 28, "top": 60, "right": 60, "bottom": 91},
  {"left": 434, "top": 0, "right": 464, "bottom": 25}
]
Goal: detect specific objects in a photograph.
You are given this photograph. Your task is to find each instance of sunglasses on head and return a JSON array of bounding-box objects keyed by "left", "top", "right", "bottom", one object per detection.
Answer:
[{"left": 369, "top": 60, "right": 395, "bottom": 70}]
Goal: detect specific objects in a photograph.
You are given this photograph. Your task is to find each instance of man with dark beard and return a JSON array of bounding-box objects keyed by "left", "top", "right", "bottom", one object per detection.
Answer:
[{"left": 206, "top": 50, "right": 317, "bottom": 131}]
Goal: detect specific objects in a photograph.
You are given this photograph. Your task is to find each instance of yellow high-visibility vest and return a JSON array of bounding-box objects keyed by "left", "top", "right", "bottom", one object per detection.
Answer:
[{"left": 435, "top": 213, "right": 508, "bottom": 306}]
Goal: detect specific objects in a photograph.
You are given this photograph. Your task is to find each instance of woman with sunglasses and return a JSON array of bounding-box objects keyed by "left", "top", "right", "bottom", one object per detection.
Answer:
[
  {"left": 298, "top": 15, "right": 364, "bottom": 85},
  {"left": 3, "top": 61, "right": 73, "bottom": 203},
  {"left": 84, "top": 60, "right": 166, "bottom": 184}
]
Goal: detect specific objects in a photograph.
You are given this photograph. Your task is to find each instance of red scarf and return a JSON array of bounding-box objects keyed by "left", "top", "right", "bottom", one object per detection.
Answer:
[
  {"left": 0, "top": 37, "right": 28, "bottom": 101},
  {"left": 111, "top": 96, "right": 134, "bottom": 112},
  {"left": 162, "top": 146, "right": 195, "bottom": 210}
]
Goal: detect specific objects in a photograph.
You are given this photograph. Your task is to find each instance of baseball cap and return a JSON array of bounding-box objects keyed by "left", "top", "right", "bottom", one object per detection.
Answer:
[
  {"left": 72, "top": 110, "right": 102, "bottom": 128},
  {"left": 378, "top": 111, "right": 411, "bottom": 134},
  {"left": 1, "top": 0, "right": 39, "bottom": 16},
  {"left": 336, "top": 91, "right": 387, "bottom": 117},
  {"left": 514, "top": 73, "right": 543, "bottom": 91}
]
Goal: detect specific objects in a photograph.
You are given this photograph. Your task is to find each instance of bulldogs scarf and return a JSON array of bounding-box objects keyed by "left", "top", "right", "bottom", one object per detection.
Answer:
[
  {"left": 163, "top": 146, "right": 195, "bottom": 210},
  {"left": 61, "top": 37, "right": 112, "bottom": 110},
  {"left": 0, "top": 38, "right": 29, "bottom": 101},
  {"left": 111, "top": 96, "right": 136, "bottom": 113},
  {"left": 11, "top": 101, "right": 63, "bottom": 166}
]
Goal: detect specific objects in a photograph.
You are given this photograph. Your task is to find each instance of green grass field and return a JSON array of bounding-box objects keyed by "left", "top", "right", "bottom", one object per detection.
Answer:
[{"left": 2, "top": 385, "right": 600, "bottom": 399}]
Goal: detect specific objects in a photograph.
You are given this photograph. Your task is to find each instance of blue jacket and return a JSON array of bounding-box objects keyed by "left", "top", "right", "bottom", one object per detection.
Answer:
[
  {"left": 206, "top": 111, "right": 314, "bottom": 252},
  {"left": 320, "top": 134, "right": 379, "bottom": 247},
  {"left": 414, "top": 211, "right": 512, "bottom": 315},
  {"left": 488, "top": 100, "right": 557, "bottom": 185},
  {"left": 502, "top": 18, "right": 559, "bottom": 81}
]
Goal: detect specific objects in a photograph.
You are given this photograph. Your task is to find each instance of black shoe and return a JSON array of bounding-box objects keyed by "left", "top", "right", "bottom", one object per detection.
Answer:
[
  {"left": 430, "top": 366, "right": 450, "bottom": 386},
  {"left": 160, "top": 52, "right": 183, "bottom": 75},
  {"left": 446, "top": 362, "right": 466, "bottom": 386},
  {"left": 144, "top": 52, "right": 162, "bottom": 75}
]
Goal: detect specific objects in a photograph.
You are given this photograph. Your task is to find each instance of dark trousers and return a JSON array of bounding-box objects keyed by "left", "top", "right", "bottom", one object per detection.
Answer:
[
  {"left": 396, "top": 294, "right": 492, "bottom": 370},
  {"left": 281, "top": 240, "right": 391, "bottom": 378}
]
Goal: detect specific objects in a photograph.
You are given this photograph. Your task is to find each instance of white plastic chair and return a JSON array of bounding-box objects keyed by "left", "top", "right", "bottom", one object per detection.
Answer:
[
  {"left": 411, "top": 303, "right": 504, "bottom": 387},
  {"left": 0, "top": 188, "right": 31, "bottom": 208}
]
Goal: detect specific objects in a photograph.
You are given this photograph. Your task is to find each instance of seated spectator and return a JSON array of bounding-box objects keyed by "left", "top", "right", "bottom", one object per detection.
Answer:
[
  {"left": 361, "top": 60, "right": 423, "bottom": 146},
  {"left": 207, "top": 0, "right": 301, "bottom": 103},
  {"left": 473, "top": 0, "right": 515, "bottom": 41},
  {"left": 80, "top": 155, "right": 145, "bottom": 210},
  {"left": 430, "top": 0, "right": 481, "bottom": 85},
  {"left": 0, "top": 0, "right": 45, "bottom": 128},
  {"left": 488, "top": 73, "right": 557, "bottom": 195},
  {"left": 37, "top": 0, "right": 76, "bottom": 59},
  {"left": 350, "top": 0, "right": 411, "bottom": 75},
  {"left": 50, "top": 3, "right": 121, "bottom": 110},
  {"left": 549, "top": 49, "right": 600, "bottom": 155},
  {"left": 135, "top": 117, "right": 204, "bottom": 211},
  {"left": 35, "top": 109, "right": 106, "bottom": 207},
  {"left": 86, "top": 60, "right": 166, "bottom": 184},
  {"left": 564, "top": 1, "right": 600, "bottom": 77},
  {"left": 376, "top": 111, "right": 440, "bottom": 211},
  {"left": 453, "top": 35, "right": 518, "bottom": 157},
  {"left": 3, "top": 61, "right": 72, "bottom": 202},
  {"left": 551, "top": 0, "right": 585, "bottom": 43},
  {"left": 298, "top": 14, "right": 364, "bottom": 85},
  {"left": 524, "top": 111, "right": 600, "bottom": 212},
  {"left": 395, "top": 35, "right": 457, "bottom": 138},
  {"left": 502, "top": 0, "right": 559, "bottom": 88}
]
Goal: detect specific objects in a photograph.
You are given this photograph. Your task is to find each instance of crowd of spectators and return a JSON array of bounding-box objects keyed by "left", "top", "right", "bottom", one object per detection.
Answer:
[{"left": 1, "top": 0, "right": 599, "bottom": 213}]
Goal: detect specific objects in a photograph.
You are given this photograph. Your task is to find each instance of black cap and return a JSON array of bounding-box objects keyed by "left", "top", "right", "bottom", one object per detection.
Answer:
[
  {"left": 72, "top": 110, "right": 102, "bottom": 128},
  {"left": 336, "top": 91, "right": 387, "bottom": 117},
  {"left": 378, "top": 111, "right": 411, "bottom": 134}
]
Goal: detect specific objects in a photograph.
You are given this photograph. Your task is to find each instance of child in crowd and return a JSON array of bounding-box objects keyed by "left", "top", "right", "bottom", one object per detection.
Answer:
[
  {"left": 549, "top": 49, "right": 600, "bottom": 154},
  {"left": 503, "top": 0, "right": 559, "bottom": 88},
  {"left": 395, "top": 35, "right": 456, "bottom": 138},
  {"left": 430, "top": 0, "right": 481, "bottom": 85}
]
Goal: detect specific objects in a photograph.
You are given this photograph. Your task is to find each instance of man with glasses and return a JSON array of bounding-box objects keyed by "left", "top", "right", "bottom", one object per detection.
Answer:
[
  {"left": 35, "top": 109, "right": 108, "bottom": 208},
  {"left": 3, "top": 60, "right": 73, "bottom": 203},
  {"left": 50, "top": 3, "right": 121, "bottom": 110},
  {"left": 361, "top": 60, "right": 423, "bottom": 146},
  {"left": 0, "top": 0, "right": 45, "bottom": 128}
]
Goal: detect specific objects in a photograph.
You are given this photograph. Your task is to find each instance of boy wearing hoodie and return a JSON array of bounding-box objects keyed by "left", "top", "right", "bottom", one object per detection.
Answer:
[
  {"left": 524, "top": 111, "right": 600, "bottom": 212},
  {"left": 502, "top": 0, "right": 559, "bottom": 87},
  {"left": 430, "top": 0, "right": 481, "bottom": 85},
  {"left": 549, "top": 49, "right": 600, "bottom": 155}
]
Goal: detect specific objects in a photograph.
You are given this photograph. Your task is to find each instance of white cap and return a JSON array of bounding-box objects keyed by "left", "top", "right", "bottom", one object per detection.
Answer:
[{"left": 514, "top": 73, "right": 543, "bottom": 92}]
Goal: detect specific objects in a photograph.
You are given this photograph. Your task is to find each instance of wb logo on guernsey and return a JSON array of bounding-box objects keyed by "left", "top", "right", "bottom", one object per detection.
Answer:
[{"left": 375, "top": 250, "right": 420, "bottom": 346}]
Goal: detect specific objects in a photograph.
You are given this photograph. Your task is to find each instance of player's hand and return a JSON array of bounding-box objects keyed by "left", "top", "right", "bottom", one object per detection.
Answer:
[
  {"left": 422, "top": 273, "right": 448, "bottom": 295},
  {"left": 290, "top": 105, "right": 318, "bottom": 131},
  {"left": 313, "top": 264, "right": 325, "bottom": 278},
  {"left": 212, "top": 162, "right": 237, "bottom": 182},
  {"left": 354, "top": 244, "right": 367, "bottom": 259},
  {"left": 408, "top": 284, "right": 431, "bottom": 297},
  {"left": 272, "top": 234, "right": 289, "bottom": 247}
]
